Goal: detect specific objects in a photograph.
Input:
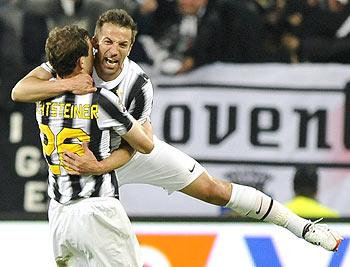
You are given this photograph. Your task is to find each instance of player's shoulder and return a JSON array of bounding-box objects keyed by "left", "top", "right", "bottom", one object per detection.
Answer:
[
  {"left": 97, "top": 87, "right": 117, "bottom": 100},
  {"left": 128, "top": 59, "right": 150, "bottom": 81}
]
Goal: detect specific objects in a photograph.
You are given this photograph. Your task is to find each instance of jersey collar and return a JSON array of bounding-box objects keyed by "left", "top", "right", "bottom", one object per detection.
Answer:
[{"left": 92, "top": 57, "right": 130, "bottom": 90}]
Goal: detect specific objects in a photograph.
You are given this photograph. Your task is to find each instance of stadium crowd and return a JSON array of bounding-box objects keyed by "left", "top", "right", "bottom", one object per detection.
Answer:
[{"left": 1, "top": 0, "right": 350, "bottom": 107}]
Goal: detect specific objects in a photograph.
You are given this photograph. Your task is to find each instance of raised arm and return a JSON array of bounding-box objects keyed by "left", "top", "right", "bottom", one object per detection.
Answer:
[{"left": 11, "top": 66, "right": 96, "bottom": 102}]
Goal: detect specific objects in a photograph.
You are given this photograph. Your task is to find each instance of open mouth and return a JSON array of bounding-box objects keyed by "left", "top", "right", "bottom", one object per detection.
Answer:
[{"left": 105, "top": 57, "right": 118, "bottom": 67}]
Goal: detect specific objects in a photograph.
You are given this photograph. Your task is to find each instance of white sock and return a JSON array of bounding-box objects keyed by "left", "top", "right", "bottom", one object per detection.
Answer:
[{"left": 225, "top": 183, "right": 309, "bottom": 238}]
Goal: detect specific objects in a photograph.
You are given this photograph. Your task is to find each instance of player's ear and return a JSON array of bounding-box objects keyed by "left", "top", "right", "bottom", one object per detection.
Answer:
[
  {"left": 77, "top": 57, "right": 84, "bottom": 71},
  {"left": 91, "top": 36, "right": 98, "bottom": 49}
]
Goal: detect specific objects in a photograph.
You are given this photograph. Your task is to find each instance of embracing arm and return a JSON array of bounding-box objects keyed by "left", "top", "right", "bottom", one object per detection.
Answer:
[
  {"left": 62, "top": 140, "right": 135, "bottom": 175},
  {"left": 122, "top": 119, "right": 153, "bottom": 153},
  {"left": 62, "top": 120, "right": 154, "bottom": 175},
  {"left": 11, "top": 66, "right": 96, "bottom": 102}
]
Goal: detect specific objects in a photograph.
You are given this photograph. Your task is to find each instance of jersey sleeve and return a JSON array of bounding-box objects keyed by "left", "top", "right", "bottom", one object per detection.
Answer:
[
  {"left": 97, "top": 89, "right": 134, "bottom": 136},
  {"left": 127, "top": 78, "right": 153, "bottom": 124},
  {"left": 40, "top": 61, "right": 56, "bottom": 76}
]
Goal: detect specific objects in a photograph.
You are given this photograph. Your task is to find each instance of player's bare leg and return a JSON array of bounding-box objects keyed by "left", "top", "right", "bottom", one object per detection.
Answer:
[
  {"left": 180, "top": 171, "right": 231, "bottom": 206},
  {"left": 180, "top": 172, "right": 343, "bottom": 251}
]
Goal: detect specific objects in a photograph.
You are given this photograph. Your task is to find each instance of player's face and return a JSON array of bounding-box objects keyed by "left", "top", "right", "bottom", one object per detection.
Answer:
[
  {"left": 93, "top": 23, "right": 133, "bottom": 81},
  {"left": 81, "top": 38, "right": 94, "bottom": 75}
]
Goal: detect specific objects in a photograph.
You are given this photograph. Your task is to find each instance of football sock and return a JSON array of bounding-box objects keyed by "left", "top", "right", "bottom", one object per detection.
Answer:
[{"left": 225, "top": 183, "right": 308, "bottom": 238}]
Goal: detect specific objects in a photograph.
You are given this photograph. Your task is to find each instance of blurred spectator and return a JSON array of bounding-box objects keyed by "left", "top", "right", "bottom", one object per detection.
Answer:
[
  {"left": 137, "top": 0, "right": 211, "bottom": 74},
  {"left": 281, "top": 0, "right": 350, "bottom": 63},
  {"left": 0, "top": 0, "right": 25, "bottom": 110},
  {"left": 136, "top": 0, "right": 276, "bottom": 75},
  {"left": 285, "top": 165, "right": 339, "bottom": 218},
  {"left": 255, "top": 0, "right": 292, "bottom": 62},
  {"left": 214, "top": 0, "right": 269, "bottom": 64},
  {"left": 21, "top": 9, "right": 47, "bottom": 67},
  {"left": 128, "top": 0, "right": 159, "bottom": 64},
  {"left": 21, "top": 0, "right": 120, "bottom": 68}
]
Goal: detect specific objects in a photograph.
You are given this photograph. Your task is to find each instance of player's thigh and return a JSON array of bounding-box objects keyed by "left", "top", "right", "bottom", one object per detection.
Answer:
[
  {"left": 84, "top": 198, "right": 143, "bottom": 267},
  {"left": 49, "top": 198, "right": 142, "bottom": 267},
  {"left": 117, "top": 137, "right": 205, "bottom": 193}
]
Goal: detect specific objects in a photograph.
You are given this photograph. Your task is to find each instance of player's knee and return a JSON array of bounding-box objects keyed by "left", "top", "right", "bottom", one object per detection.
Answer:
[
  {"left": 181, "top": 174, "right": 231, "bottom": 205},
  {"left": 201, "top": 178, "right": 231, "bottom": 206}
]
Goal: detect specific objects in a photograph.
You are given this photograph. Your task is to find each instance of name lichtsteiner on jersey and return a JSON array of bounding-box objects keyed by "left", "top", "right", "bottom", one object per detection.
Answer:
[{"left": 36, "top": 101, "right": 99, "bottom": 119}]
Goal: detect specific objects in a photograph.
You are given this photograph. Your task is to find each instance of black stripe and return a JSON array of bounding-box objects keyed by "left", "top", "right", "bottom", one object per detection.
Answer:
[
  {"left": 109, "top": 130, "right": 118, "bottom": 152},
  {"left": 90, "top": 175, "right": 103, "bottom": 197},
  {"left": 40, "top": 99, "right": 58, "bottom": 187},
  {"left": 302, "top": 223, "right": 312, "bottom": 239},
  {"left": 61, "top": 93, "right": 82, "bottom": 198},
  {"left": 196, "top": 159, "right": 350, "bottom": 168},
  {"left": 89, "top": 90, "right": 104, "bottom": 197},
  {"left": 89, "top": 91, "right": 103, "bottom": 161},
  {"left": 110, "top": 171, "right": 119, "bottom": 199},
  {"left": 62, "top": 93, "right": 75, "bottom": 128},
  {"left": 157, "top": 83, "right": 344, "bottom": 93},
  {"left": 130, "top": 91, "right": 146, "bottom": 120},
  {"left": 126, "top": 75, "right": 148, "bottom": 119},
  {"left": 40, "top": 100, "right": 50, "bottom": 125},
  {"left": 99, "top": 93, "right": 132, "bottom": 131},
  {"left": 260, "top": 198, "right": 274, "bottom": 221},
  {"left": 111, "top": 85, "right": 119, "bottom": 96},
  {"left": 45, "top": 155, "right": 55, "bottom": 166},
  {"left": 52, "top": 174, "right": 62, "bottom": 203},
  {"left": 69, "top": 175, "right": 82, "bottom": 200}
]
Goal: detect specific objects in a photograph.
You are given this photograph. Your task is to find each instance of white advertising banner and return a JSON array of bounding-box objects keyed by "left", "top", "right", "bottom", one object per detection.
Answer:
[
  {"left": 151, "top": 63, "right": 350, "bottom": 164},
  {"left": 120, "top": 63, "right": 350, "bottom": 216},
  {"left": 1, "top": 221, "right": 349, "bottom": 267}
]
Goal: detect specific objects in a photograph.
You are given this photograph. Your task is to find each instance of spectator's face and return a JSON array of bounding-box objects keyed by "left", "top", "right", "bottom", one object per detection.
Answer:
[
  {"left": 178, "top": 0, "right": 207, "bottom": 15},
  {"left": 328, "top": 0, "right": 347, "bottom": 12},
  {"left": 93, "top": 23, "right": 133, "bottom": 81}
]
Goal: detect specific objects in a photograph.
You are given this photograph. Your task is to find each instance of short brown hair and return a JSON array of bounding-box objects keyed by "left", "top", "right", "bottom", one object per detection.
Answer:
[
  {"left": 95, "top": 9, "right": 138, "bottom": 44},
  {"left": 45, "top": 25, "right": 90, "bottom": 77}
]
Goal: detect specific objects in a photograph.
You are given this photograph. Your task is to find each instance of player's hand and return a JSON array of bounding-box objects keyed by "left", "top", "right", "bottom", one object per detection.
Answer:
[
  {"left": 65, "top": 73, "right": 96, "bottom": 95},
  {"left": 62, "top": 142, "right": 103, "bottom": 175}
]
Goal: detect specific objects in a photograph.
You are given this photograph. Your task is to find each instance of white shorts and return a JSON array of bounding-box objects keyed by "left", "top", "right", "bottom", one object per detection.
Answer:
[
  {"left": 48, "top": 197, "right": 143, "bottom": 267},
  {"left": 117, "top": 136, "right": 205, "bottom": 193}
]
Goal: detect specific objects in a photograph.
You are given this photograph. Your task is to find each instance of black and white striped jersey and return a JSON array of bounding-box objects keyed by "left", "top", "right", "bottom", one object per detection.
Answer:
[
  {"left": 42, "top": 58, "right": 154, "bottom": 150},
  {"left": 92, "top": 58, "right": 154, "bottom": 150},
  {"left": 36, "top": 87, "right": 133, "bottom": 204}
]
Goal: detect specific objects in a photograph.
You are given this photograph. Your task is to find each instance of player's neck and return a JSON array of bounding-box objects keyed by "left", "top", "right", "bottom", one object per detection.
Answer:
[
  {"left": 58, "top": 70, "right": 81, "bottom": 80},
  {"left": 94, "top": 64, "right": 123, "bottom": 82}
]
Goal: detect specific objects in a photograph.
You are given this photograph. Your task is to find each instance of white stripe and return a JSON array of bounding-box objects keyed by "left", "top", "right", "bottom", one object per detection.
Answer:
[{"left": 336, "top": 15, "right": 350, "bottom": 38}]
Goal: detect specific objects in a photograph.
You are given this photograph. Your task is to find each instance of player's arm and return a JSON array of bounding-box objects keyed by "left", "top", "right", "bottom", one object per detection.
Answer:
[
  {"left": 140, "top": 120, "right": 153, "bottom": 140},
  {"left": 72, "top": 78, "right": 156, "bottom": 175},
  {"left": 62, "top": 90, "right": 153, "bottom": 175},
  {"left": 62, "top": 120, "right": 151, "bottom": 175},
  {"left": 100, "top": 120, "right": 153, "bottom": 167},
  {"left": 63, "top": 140, "right": 135, "bottom": 176},
  {"left": 116, "top": 120, "right": 152, "bottom": 155},
  {"left": 11, "top": 65, "right": 96, "bottom": 102},
  {"left": 127, "top": 77, "right": 155, "bottom": 139},
  {"left": 98, "top": 139, "right": 135, "bottom": 172},
  {"left": 62, "top": 121, "right": 152, "bottom": 176}
]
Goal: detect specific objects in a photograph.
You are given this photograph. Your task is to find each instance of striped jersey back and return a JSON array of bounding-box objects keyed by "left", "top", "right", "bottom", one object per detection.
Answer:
[
  {"left": 41, "top": 57, "right": 154, "bottom": 150},
  {"left": 36, "top": 88, "right": 132, "bottom": 204}
]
